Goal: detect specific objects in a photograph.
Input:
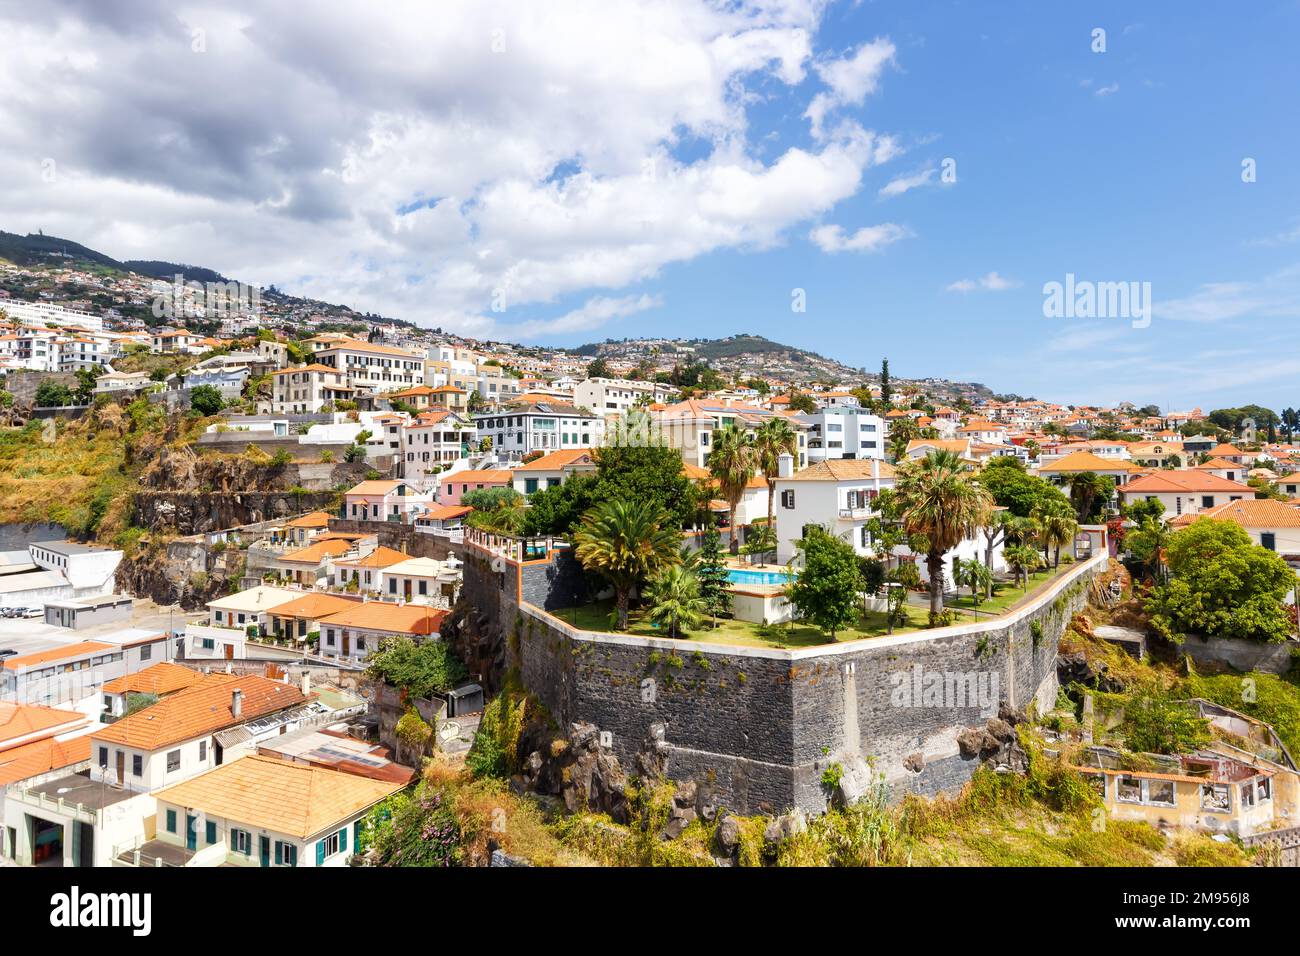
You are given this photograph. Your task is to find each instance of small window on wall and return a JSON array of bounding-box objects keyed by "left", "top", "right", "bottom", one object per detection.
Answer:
[
  {"left": 166, "top": 750, "right": 180, "bottom": 773},
  {"left": 1200, "top": 783, "right": 1231, "bottom": 813},
  {"left": 1116, "top": 775, "right": 1142, "bottom": 804}
]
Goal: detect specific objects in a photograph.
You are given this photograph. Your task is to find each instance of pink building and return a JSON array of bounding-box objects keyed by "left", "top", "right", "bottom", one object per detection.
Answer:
[{"left": 437, "top": 469, "right": 515, "bottom": 506}]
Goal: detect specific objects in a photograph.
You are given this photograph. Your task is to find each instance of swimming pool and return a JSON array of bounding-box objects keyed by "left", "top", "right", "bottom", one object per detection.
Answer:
[{"left": 726, "top": 568, "right": 793, "bottom": 587}]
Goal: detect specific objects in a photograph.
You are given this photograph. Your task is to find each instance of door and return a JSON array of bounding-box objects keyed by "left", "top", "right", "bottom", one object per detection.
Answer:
[
  {"left": 185, "top": 815, "right": 197, "bottom": 852},
  {"left": 115, "top": 751, "right": 124, "bottom": 786},
  {"left": 224, "top": 643, "right": 234, "bottom": 661},
  {"left": 342, "top": 633, "right": 350, "bottom": 657},
  {"left": 259, "top": 835, "right": 271, "bottom": 868}
]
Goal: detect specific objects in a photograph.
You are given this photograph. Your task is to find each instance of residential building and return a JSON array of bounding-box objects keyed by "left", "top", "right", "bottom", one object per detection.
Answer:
[
  {"left": 437, "top": 468, "right": 515, "bottom": 506},
  {"left": 342, "top": 480, "right": 434, "bottom": 523},
  {"left": 313, "top": 338, "right": 426, "bottom": 392},
  {"left": 317, "top": 602, "right": 447, "bottom": 661},
  {"left": 100, "top": 662, "right": 204, "bottom": 720},
  {"left": 473, "top": 402, "right": 604, "bottom": 460},
  {"left": 511, "top": 448, "right": 598, "bottom": 495},
  {"left": 1118, "top": 471, "right": 1253, "bottom": 519},
  {"left": 266, "top": 364, "right": 354, "bottom": 414},
  {"left": 799, "top": 407, "right": 885, "bottom": 463},
  {"left": 572, "top": 377, "right": 672, "bottom": 415},
  {"left": 771, "top": 456, "right": 898, "bottom": 565}
]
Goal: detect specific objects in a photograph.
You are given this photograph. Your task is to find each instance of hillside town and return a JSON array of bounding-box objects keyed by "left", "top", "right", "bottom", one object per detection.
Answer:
[{"left": 0, "top": 255, "right": 1297, "bottom": 877}]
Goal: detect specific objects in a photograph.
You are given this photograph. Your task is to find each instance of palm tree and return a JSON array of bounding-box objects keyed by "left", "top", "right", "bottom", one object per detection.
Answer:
[
  {"left": 645, "top": 566, "right": 707, "bottom": 638},
  {"left": 754, "top": 416, "right": 799, "bottom": 531},
  {"left": 1062, "top": 471, "right": 1105, "bottom": 522},
  {"left": 1126, "top": 515, "right": 1171, "bottom": 585},
  {"left": 955, "top": 557, "right": 992, "bottom": 608},
  {"left": 573, "top": 498, "right": 681, "bottom": 630},
  {"left": 709, "top": 424, "right": 756, "bottom": 555},
  {"left": 1031, "top": 502, "right": 1077, "bottom": 570},
  {"left": 894, "top": 450, "right": 994, "bottom": 619},
  {"left": 1004, "top": 544, "right": 1042, "bottom": 590}
]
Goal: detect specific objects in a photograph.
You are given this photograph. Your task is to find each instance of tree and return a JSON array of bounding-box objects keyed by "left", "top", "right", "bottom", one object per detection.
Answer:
[
  {"left": 573, "top": 498, "right": 681, "bottom": 630},
  {"left": 1125, "top": 514, "right": 1170, "bottom": 584},
  {"left": 879, "top": 358, "right": 891, "bottom": 406},
  {"left": 754, "top": 416, "right": 799, "bottom": 531},
  {"left": 979, "top": 456, "right": 1071, "bottom": 518},
  {"left": 521, "top": 473, "right": 597, "bottom": 537},
  {"left": 1031, "top": 501, "right": 1077, "bottom": 569},
  {"left": 466, "top": 389, "right": 486, "bottom": 413},
  {"left": 894, "top": 450, "right": 993, "bottom": 620},
  {"left": 586, "top": 357, "right": 612, "bottom": 379},
  {"left": 1004, "top": 544, "right": 1041, "bottom": 590},
  {"left": 708, "top": 424, "right": 755, "bottom": 555},
  {"left": 954, "top": 557, "right": 992, "bottom": 608},
  {"left": 785, "top": 391, "right": 817, "bottom": 414},
  {"left": 693, "top": 523, "right": 731, "bottom": 625},
  {"left": 644, "top": 566, "right": 706, "bottom": 638},
  {"left": 188, "top": 384, "right": 224, "bottom": 416},
  {"left": 365, "top": 636, "right": 468, "bottom": 699},
  {"left": 34, "top": 380, "right": 74, "bottom": 407},
  {"left": 1146, "top": 519, "right": 1294, "bottom": 643},
  {"left": 788, "top": 525, "right": 862, "bottom": 640},
  {"left": 464, "top": 487, "right": 526, "bottom": 534},
  {"left": 1062, "top": 471, "right": 1114, "bottom": 522}
]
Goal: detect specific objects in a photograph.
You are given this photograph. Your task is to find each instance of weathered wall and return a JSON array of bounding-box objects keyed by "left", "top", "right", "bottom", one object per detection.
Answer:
[
  {"left": 327, "top": 519, "right": 463, "bottom": 561},
  {"left": 462, "top": 541, "right": 1103, "bottom": 814},
  {"left": 1178, "top": 633, "right": 1298, "bottom": 676}
]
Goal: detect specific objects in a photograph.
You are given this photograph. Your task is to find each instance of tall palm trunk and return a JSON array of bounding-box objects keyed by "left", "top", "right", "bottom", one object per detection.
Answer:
[
  {"left": 766, "top": 481, "right": 776, "bottom": 535},
  {"left": 926, "top": 549, "right": 945, "bottom": 617},
  {"left": 728, "top": 504, "right": 739, "bottom": 555},
  {"left": 616, "top": 588, "right": 630, "bottom": 630}
]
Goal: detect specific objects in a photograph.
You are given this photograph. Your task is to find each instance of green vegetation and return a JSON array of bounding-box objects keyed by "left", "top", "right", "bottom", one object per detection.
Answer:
[
  {"left": 364, "top": 636, "right": 468, "bottom": 700},
  {"left": 573, "top": 497, "right": 681, "bottom": 630},
  {"left": 189, "top": 384, "right": 224, "bottom": 416},
  {"left": 787, "top": 525, "right": 861, "bottom": 639},
  {"left": 1146, "top": 519, "right": 1294, "bottom": 643}
]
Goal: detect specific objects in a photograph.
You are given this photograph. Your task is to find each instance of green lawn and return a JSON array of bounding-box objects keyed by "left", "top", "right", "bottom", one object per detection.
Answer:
[
  {"left": 552, "top": 599, "right": 935, "bottom": 648},
  {"left": 946, "top": 563, "right": 1075, "bottom": 615}
]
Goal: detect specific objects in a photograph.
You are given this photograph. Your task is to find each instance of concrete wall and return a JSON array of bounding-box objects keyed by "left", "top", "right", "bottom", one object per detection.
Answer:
[
  {"left": 1179, "top": 633, "right": 1298, "bottom": 676},
  {"left": 460, "top": 541, "right": 1102, "bottom": 814},
  {"left": 326, "top": 518, "right": 462, "bottom": 562}
]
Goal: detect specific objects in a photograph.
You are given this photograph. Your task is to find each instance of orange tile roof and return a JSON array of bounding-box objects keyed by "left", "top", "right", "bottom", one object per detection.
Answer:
[
  {"left": 449, "top": 469, "right": 514, "bottom": 483},
  {"left": 3, "top": 641, "right": 113, "bottom": 671},
  {"left": 783, "top": 459, "right": 898, "bottom": 482},
  {"left": 285, "top": 511, "right": 332, "bottom": 529},
  {"left": 1037, "top": 450, "right": 1136, "bottom": 473},
  {"left": 1195, "top": 457, "right": 1243, "bottom": 471},
  {"left": 280, "top": 538, "right": 357, "bottom": 564},
  {"left": 1171, "top": 498, "right": 1300, "bottom": 529},
  {"left": 418, "top": 504, "right": 472, "bottom": 521},
  {"left": 335, "top": 546, "right": 409, "bottom": 569},
  {"left": 515, "top": 448, "right": 596, "bottom": 471},
  {"left": 0, "top": 735, "right": 92, "bottom": 786},
  {"left": 0, "top": 703, "right": 88, "bottom": 746},
  {"left": 269, "top": 363, "right": 337, "bottom": 376},
  {"left": 269, "top": 592, "right": 359, "bottom": 620},
  {"left": 1121, "top": 471, "right": 1254, "bottom": 494},
  {"left": 906, "top": 438, "right": 971, "bottom": 456},
  {"left": 345, "top": 480, "right": 404, "bottom": 496},
  {"left": 681, "top": 462, "right": 711, "bottom": 481},
  {"left": 101, "top": 662, "right": 203, "bottom": 697},
  {"left": 317, "top": 602, "right": 447, "bottom": 635},
  {"left": 94, "top": 674, "right": 309, "bottom": 751},
  {"left": 153, "top": 754, "right": 403, "bottom": 838}
]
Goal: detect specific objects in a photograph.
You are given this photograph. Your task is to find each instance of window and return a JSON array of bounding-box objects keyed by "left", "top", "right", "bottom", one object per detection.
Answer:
[
  {"left": 205, "top": 820, "right": 217, "bottom": 845},
  {"left": 1146, "top": 779, "right": 1175, "bottom": 807},
  {"left": 781, "top": 489, "right": 796, "bottom": 509},
  {"left": 166, "top": 750, "right": 180, "bottom": 773},
  {"left": 165, "top": 809, "right": 177, "bottom": 834},
  {"left": 231, "top": 829, "right": 252, "bottom": 855},
  {"left": 275, "top": 841, "right": 298, "bottom": 867},
  {"left": 1201, "top": 496, "right": 1215, "bottom": 509},
  {"left": 98, "top": 747, "right": 108, "bottom": 768},
  {"left": 132, "top": 754, "right": 143, "bottom": 777},
  {"left": 388, "top": 579, "right": 397, "bottom": 594},
  {"left": 140, "top": 644, "right": 152, "bottom": 661},
  {"left": 199, "top": 741, "right": 207, "bottom": 761},
  {"left": 1261, "top": 532, "right": 1276, "bottom": 551},
  {"left": 1116, "top": 775, "right": 1142, "bottom": 804},
  {"left": 318, "top": 827, "right": 345, "bottom": 862},
  {"left": 1200, "top": 783, "right": 1231, "bottom": 813}
]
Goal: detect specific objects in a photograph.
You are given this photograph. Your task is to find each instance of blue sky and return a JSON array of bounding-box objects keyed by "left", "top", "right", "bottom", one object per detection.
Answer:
[
  {"left": 517, "top": 1, "right": 1300, "bottom": 410},
  {"left": 5, "top": 1, "right": 1298, "bottom": 412}
]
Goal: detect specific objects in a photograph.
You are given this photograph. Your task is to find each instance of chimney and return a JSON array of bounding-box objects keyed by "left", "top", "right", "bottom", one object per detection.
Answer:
[
  {"left": 777, "top": 452, "right": 794, "bottom": 479},
  {"left": 231, "top": 689, "right": 243, "bottom": 719},
  {"left": 301, "top": 671, "right": 311, "bottom": 696}
]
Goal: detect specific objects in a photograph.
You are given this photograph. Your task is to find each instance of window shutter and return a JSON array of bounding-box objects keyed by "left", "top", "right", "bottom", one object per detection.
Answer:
[
  {"left": 339, "top": 827, "right": 348, "bottom": 853},
  {"left": 316, "top": 840, "right": 326, "bottom": 866},
  {"left": 205, "top": 821, "right": 216, "bottom": 845}
]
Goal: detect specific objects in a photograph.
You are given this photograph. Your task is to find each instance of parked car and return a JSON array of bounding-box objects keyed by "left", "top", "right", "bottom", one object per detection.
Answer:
[{"left": 19, "top": 606, "right": 43, "bottom": 618}]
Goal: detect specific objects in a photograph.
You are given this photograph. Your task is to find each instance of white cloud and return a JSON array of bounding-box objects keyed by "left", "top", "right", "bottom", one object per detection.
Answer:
[
  {"left": 1095, "top": 83, "right": 1120, "bottom": 97},
  {"left": 0, "top": 1, "right": 907, "bottom": 341},
  {"left": 809, "top": 222, "right": 909, "bottom": 253},
  {"left": 878, "top": 165, "right": 936, "bottom": 199},
  {"left": 945, "top": 271, "right": 1021, "bottom": 293},
  {"left": 805, "top": 38, "right": 896, "bottom": 138}
]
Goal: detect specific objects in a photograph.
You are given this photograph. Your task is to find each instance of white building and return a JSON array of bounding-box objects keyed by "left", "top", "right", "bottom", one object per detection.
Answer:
[
  {"left": 772, "top": 456, "right": 897, "bottom": 565},
  {"left": 572, "top": 377, "right": 673, "bottom": 416},
  {"left": 473, "top": 402, "right": 604, "bottom": 461},
  {"left": 798, "top": 407, "right": 885, "bottom": 463}
]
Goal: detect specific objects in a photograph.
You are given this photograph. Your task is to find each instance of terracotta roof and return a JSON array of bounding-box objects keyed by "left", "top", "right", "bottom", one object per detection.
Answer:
[
  {"left": 269, "top": 592, "right": 359, "bottom": 620},
  {"left": 345, "top": 480, "right": 404, "bottom": 496},
  {"left": 1037, "top": 450, "right": 1136, "bottom": 473},
  {"left": 782, "top": 459, "right": 898, "bottom": 482},
  {"left": 0, "top": 703, "right": 87, "bottom": 746},
  {"left": 681, "top": 462, "right": 711, "bottom": 481},
  {"left": 449, "top": 469, "right": 514, "bottom": 483},
  {"left": 1121, "top": 471, "right": 1254, "bottom": 494},
  {"left": 1171, "top": 498, "right": 1300, "bottom": 529},
  {"left": 1195, "top": 457, "right": 1243, "bottom": 471},
  {"left": 317, "top": 602, "right": 447, "bottom": 635},
  {"left": 1209, "top": 443, "right": 1246, "bottom": 457},
  {"left": 515, "top": 448, "right": 597, "bottom": 471},
  {"left": 418, "top": 504, "right": 472, "bottom": 520},
  {"left": 279, "top": 538, "right": 356, "bottom": 564},
  {"left": 269, "top": 363, "right": 337, "bottom": 376},
  {"left": 317, "top": 338, "right": 422, "bottom": 359},
  {"left": 153, "top": 754, "right": 403, "bottom": 839},
  {"left": 334, "top": 546, "right": 409, "bottom": 569},
  {"left": 102, "top": 662, "right": 203, "bottom": 697},
  {"left": 906, "top": 438, "right": 970, "bottom": 456},
  {"left": 94, "top": 674, "right": 309, "bottom": 751},
  {"left": 0, "top": 735, "right": 92, "bottom": 786},
  {"left": 3, "top": 641, "right": 113, "bottom": 671},
  {"left": 285, "top": 511, "right": 332, "bottom": 529}
]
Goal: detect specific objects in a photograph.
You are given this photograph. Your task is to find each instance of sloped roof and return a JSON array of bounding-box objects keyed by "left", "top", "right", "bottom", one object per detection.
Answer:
[
  {"left": 102, "top": 662, "right": 203, "bottom": 697},
  {"left": 93, "top": 674, "right": 309, "bottom": 751},
  {"left": 0, "top": 703, "right": 87, "bottom": 746},
  {"left": 1121, "top": 471, "right": 1254, "bottom": 494},
  {"left": 153, "top": 754, "right": 403, "bottom": 839},
  {"left": 0, "top": 735, "right": 92, "bottom": 786},
  {"left": 316, "top": 602, "right": 446, "bottom": 635},
  {"left": 515, "top": 448, "right": 597, "bottom": 471},
  {"left": 782, "top": 459, "right": 897, "bottom": 482},
  {"left": 1037, "top": 450, "right": 1136, "bottom": 473},
  {"left": 1171, "top": 498, "right": 1300, "bottom": 528}
]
